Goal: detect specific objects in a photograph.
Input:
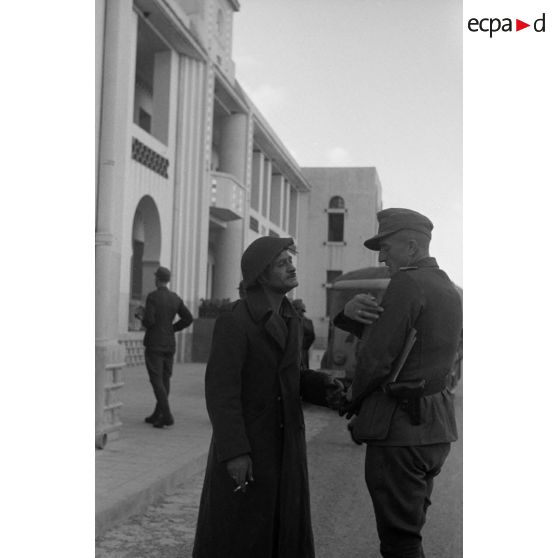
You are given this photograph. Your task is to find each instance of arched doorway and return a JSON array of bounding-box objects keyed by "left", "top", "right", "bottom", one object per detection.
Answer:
[{"left": 129, "top": 195, "right": 161, "bottom": 330}]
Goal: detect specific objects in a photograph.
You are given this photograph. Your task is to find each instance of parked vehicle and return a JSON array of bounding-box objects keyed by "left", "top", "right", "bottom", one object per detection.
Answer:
[
  {"left": 320, "top": 266, "right": 390, "bottom": 380},
  {"left": 321, "top": 266, "right": 463, "bottom": 391}
]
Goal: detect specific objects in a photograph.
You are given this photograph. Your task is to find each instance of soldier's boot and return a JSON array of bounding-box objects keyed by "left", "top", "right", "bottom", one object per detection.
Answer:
[
  {"left": 152, "top": 399, "right": 174, "bottom": 428},
  {"left": 144, "top": 404, "right": 162, "bottom": 424}
]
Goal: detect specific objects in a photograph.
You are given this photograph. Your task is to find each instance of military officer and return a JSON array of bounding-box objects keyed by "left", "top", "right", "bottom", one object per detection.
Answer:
[{"left": 335, "top": 208, "right": 462, "bottom": 558}]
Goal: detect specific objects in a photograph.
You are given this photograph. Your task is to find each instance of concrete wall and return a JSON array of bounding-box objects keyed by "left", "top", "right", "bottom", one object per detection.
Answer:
[
  {"left": 297, "top": 168, "right": 382, "bottom": 347},
  {"left": 97, "top": 0, "right": 376, "bottom": 443},
  {"left": 119, "top": 129, "right": 176, "bottom": 333}
]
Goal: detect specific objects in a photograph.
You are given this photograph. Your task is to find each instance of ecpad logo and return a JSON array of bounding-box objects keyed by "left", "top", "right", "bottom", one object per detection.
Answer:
[{"left": 468, "top": 13, "right": 546, "bottom": 38}]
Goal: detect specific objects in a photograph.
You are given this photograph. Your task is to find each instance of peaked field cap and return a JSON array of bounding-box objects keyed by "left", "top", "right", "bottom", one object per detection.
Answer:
[
  {"left": 154, "top": 266, "right": 171, "bottom": 281},
  {"left": 364, "top": 208, "right": 433, "bottom": 251},
  {"left": 241, "top": 236, "right": 295, "bottom": 287}
]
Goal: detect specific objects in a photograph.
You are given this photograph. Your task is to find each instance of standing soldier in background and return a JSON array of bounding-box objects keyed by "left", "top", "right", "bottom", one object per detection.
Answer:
[
  {"left": 137, "top": 266, "right": 193, "bottom": 429},
  {"left": 335, "top": 208, "right": 462, "bottom": 558},
  {"left": 193, "top": 237, "right": 344, "bottom": 558},
  {"left": 292, "top": 299, "right": 315, "bottom": 369}
]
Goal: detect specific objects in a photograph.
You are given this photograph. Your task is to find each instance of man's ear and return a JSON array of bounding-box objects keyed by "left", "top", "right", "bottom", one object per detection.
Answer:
[{"left": 257, "top": 265, "right": 271, "bottom": 286}]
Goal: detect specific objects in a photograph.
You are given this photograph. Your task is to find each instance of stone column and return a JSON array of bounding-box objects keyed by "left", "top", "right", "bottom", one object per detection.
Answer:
[
  {"left": 250, "top": 151, "right": 265, "bottom": 213},
  {"left": 219, "top": 113, "right": 249, "bottom": 179},
  {"left": 270, "top": 174, "right": 283, "bottom": 227},
  {"left": 95, "top": 0, "right": 106, "bottom": 203},
  {"left": 289, "top": 187, "right": 298, "bottom": 238},
  {"left": 263, "top": 158, "right": 272, "bottom": 219},
  {"left": 172, "top": 56, "right": 209, "bottom": 362},
  {"left": 96, "top": 0, "right": 136, "bottom": 443},
  {"left": 213, "top": 113, "right": 249, "bottom": 300},
  {"left": 283, "top": 180, "right": 290, "bottom": 233}
]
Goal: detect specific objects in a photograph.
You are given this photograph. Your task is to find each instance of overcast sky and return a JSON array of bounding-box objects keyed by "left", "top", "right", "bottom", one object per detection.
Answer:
[{"left": 233, "top": 0, "right": 463, "bottom": 285}]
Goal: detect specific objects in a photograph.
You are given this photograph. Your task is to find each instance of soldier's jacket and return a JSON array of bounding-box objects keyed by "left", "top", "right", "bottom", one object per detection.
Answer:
[
  {"left": 142, "top": 286, "right": 193, "bottom": 353},
  {"left": 334, "top": 257, "right": 462, "bottom": 445}
]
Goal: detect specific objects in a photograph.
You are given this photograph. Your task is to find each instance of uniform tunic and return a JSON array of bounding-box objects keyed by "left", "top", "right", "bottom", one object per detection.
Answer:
[
  {"left": 334, "top": 257, "right": 462, "bottom": 558},
  {"left": 141, "top": 286, "right": 193, "bottom": 417},
  {"left": 334, "top": 257, "right": 462, "bottom": 445}
]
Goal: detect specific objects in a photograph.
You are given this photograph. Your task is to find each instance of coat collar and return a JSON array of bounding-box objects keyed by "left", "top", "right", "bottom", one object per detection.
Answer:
[
  {"left": 245, "top": 285, "right": 297, "bottom": 321},
  {"left": 245, "top": 286, "right": 297, "bottom": 350},
  {"left": 415, "top": 256, "right": 439, "bottom": 269}
]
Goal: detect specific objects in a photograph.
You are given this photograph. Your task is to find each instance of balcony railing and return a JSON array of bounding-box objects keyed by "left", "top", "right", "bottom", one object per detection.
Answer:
[{"left": 210, "top": 172, "right": 246, "bottom": 221}]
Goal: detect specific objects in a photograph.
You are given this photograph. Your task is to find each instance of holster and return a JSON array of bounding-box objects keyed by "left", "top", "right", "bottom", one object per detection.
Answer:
[
  {"left": 384, "top": 379, "right": 426, "bottom": 425},
  {"left": 339, "top": 375, "right": 448, "bottom": 423}
]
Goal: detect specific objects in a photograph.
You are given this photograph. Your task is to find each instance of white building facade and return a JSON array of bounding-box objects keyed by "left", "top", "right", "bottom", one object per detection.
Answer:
[
  {"left": 95, "top": 1, "right": 382, "bottom": 442},
  {"left": 296, "top": 168, "right": 383, "bottom": 352},
  {"left": 96, "top": 0, "right": 312, "bottom": 441}
]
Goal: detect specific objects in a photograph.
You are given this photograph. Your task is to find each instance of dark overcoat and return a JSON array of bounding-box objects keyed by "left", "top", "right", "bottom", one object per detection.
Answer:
[
  {"left": 334, "top": 257, "right": 462, "bottom": 445},
  {"left": 193, "top": 286, "right": 332, "bottom": 558}
]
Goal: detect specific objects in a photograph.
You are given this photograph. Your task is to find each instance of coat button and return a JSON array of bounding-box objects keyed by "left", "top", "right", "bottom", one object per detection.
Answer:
[
  {"left": 279, "top": 423, "right": 284, "bottom": 429},
  {"left": 277, "top": 396, "right": 282, "bottom": 401}
]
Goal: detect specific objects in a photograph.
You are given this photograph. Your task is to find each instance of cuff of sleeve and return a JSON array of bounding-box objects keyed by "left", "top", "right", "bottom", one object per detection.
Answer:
[{"left": 216, "top": 442, "right": 252, "bottom": 463}]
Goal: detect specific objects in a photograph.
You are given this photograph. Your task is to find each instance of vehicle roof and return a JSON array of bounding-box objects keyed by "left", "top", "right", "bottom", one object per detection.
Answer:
[
  {"left": 333, "top": 266, "right": 391, "bottom": 282},
  {"left": 331, "top": 266, "right": 390, "bottom": 287}
]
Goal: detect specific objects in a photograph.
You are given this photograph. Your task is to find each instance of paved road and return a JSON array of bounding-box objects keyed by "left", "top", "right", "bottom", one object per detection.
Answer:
[
  {"left": 96, "top": 388, "right": 462, "bottom": 557},
  {"left": 303, "top": 385, "right": 462, "bottom": 557}
]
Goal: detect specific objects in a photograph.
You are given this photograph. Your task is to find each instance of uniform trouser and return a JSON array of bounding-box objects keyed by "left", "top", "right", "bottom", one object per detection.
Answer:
[
  {"left": 144, "top": 349, "right": 174, "bottom": 419},
  {"left": 365, "top": 443, "right": 451, "bottom": 558}
]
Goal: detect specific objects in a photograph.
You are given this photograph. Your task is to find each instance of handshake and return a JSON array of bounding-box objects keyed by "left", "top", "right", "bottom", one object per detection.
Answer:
[
  {"left": 324, "top": 377, "right": 350, "bottom": 412},
  {"left": 334, "top": 384, "right": 358, "bottom": 419},
  {"left": 320, "top": 376, "right": 361, "bottom": 418}
]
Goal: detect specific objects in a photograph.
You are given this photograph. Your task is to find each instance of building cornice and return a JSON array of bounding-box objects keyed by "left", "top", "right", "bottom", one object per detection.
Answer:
[
  {"left": 213, "top": 65, "right": 251, "bottom": 114},
  {"left": 240, "top": 87, "right": 312, "bottom": 193},
  {"left": 134, "top": 0, "right": 209, "bottom": 61}
]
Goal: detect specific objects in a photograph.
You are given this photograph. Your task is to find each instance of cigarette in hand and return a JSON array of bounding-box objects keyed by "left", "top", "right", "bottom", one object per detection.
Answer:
[{"left": 233, "top": 482, "right": 248, "bottom": 493}]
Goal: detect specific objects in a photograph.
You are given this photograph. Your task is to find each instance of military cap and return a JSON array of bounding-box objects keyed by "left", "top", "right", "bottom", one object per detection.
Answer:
[
  {"left": 154, "top": 266, "right": 171, "bottom": 282},
  {"left": 241, "top": 236, "right": 295, "bottom": 287},
  {"left": 364, "top": 208, "right": 433, "bottom": 251}
]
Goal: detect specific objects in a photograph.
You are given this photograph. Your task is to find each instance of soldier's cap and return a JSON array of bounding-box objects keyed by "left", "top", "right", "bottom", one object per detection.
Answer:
[
  {"left": 241, "top": 236, "right": 295, "bottom": 288},
  {"left": 154, "top": 266, "right": 171, "bottom": 282},
  {"left": 364, "top": 208, "right": 433, "bottom": 251}
]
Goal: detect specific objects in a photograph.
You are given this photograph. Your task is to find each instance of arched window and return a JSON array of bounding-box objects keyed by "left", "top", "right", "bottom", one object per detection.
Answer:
[
  {"left": 329, "top": 196, "right": 345, "bottom": 209},
  {"left": 327, "top": 196, "right": 346, "bottom": 242}
]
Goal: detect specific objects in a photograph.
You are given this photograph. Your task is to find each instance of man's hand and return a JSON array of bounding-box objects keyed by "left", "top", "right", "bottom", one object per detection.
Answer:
[
  {"left": 325, "top": 378, "right": 346, "bottom": 410},
  {"left": 226, "top": 454, "right": 254, "bottom": 493},
  {"left": 344, "top": 294, "right": 383, "bottom": 324},
  {"left": 337, "top": 386, "right": 353, "bottom": 417}
]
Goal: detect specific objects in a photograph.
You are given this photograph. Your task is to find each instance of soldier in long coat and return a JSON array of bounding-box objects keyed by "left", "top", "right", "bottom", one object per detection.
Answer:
[{"left": 192, "top": 237, "right": 343, "bottom": 558}]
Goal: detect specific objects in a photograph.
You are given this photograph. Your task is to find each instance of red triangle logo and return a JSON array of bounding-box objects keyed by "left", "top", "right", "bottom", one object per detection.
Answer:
[{"left": 516, "top": 19, "right": 530, "bottom": 31}]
